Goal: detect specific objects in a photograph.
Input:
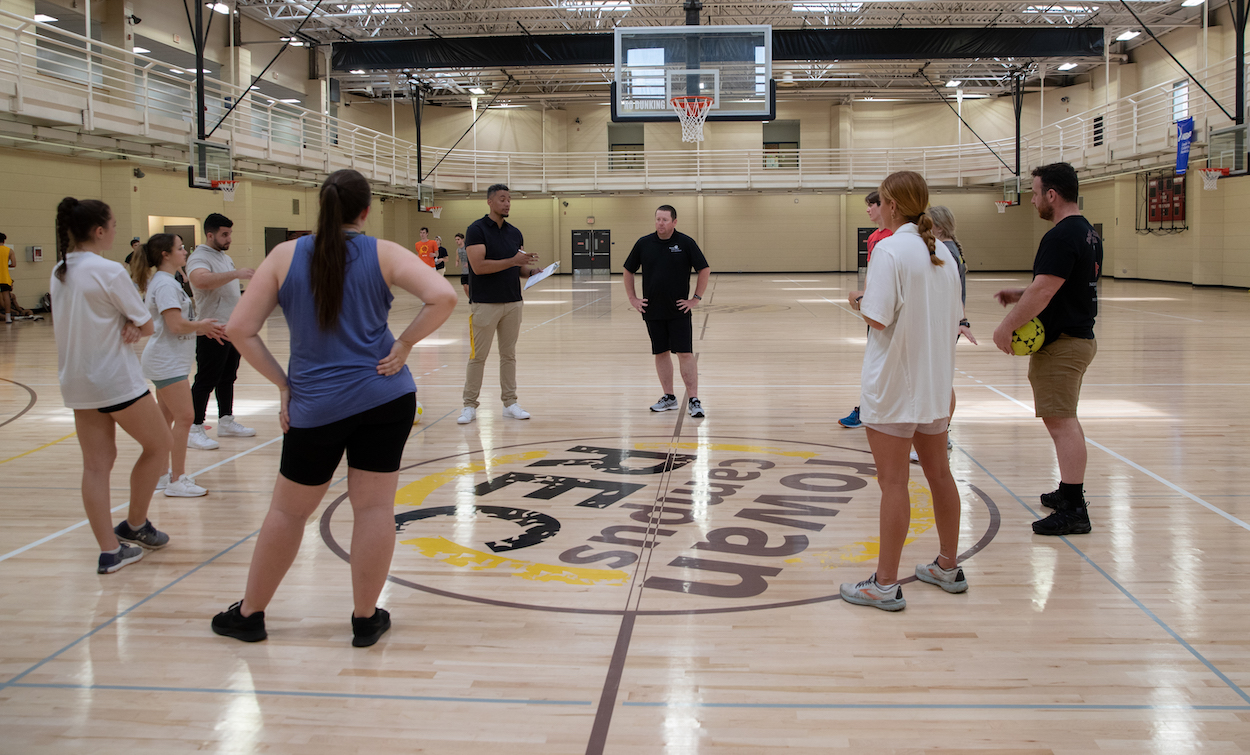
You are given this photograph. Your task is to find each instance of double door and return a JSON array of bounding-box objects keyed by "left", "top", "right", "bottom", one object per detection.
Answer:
[{"left": 572, "top": 229, "right": 611, "bottom": 272}]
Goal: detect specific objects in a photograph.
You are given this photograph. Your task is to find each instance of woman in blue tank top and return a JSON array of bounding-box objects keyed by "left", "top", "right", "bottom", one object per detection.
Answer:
[{"left": 211, "top": 169, "right": 457, "bottom": 647}]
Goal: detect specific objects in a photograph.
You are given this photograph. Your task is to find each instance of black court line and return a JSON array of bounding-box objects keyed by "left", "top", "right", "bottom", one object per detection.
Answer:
[
  {"left": 586, "top": 364, "right": 696, "bottom": 755},
  {"left": 0, "top": 378, "right": 37, "bottom": 428}
]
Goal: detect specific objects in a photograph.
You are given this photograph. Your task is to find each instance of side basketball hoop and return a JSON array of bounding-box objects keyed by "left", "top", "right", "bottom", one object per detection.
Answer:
[
  {"left": 670, "top": 95, "right": 714, "bottom": 143},
  {"left": 1199, "top": 167, "right": 1229, "bottom": 191},
  {"left": 995, "top": 200, "right": 1012, "bottom": 214},
  {"left": 212, "top": 179, "right": 237, "bottom": 202},
  {"left": 430, "top": 206, "right": 443, "bottom": 219}
]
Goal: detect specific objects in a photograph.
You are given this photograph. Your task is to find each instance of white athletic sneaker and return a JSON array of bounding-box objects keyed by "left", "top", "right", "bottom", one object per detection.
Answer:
[
  {"left": 457, "top": 407, "right": 477, "bottom": 424},
  {"left": 839, "top": 573, "right": 906, "bottom": 611},
  {"left": 164, "top": 474, "right": 208, "bottom": 498},
  {"left": 188, "top": 424, "right": 220, "bottom": 450},
  {"left": 156, "top": 471, "right": 171, "bottom": 491},
  {"left": 914, "top": 559, "right": 968, "bottom": 594},
  {"left": 217, "top": 415, "right": 256, "bottom": 437},
  {"left": 909, "top": 450, "right": 920, "bottom": 464},
  {"left": 502, "top": 403, "right": 531, "bottom": 420},
  {"left": 650, "top": 395, "right": 679, "bottom": 412}
]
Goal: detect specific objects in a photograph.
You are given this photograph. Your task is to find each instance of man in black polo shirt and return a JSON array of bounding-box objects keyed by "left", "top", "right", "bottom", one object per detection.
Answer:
[
  {"left": 992, "top": 162, "right": 1102, "bottom": 536},
  {"left": 458, "top": 183, "right": 541, "bottom": 425},
  {"left": 623, "top": 204, "right": 711, "bottom": 418}
]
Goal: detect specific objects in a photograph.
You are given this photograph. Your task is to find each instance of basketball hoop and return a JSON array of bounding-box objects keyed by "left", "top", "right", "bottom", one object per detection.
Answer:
[
  {"left": 995, "top": 200, "right": 1012, "bottom": 214},
  {"left": 430, "top": 206, "right": 443, "bottom": 219},
  {"left": 1199, "top": 167, "right": 1229, "bottom": 191},
  {"left": 670, "top": 95, "right": 714, "bottom": 143},
  {"left": 212, "top": 179, "right": 237, "bottom": 202}
]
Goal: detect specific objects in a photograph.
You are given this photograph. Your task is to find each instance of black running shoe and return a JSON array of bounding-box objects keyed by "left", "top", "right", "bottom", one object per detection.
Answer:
[
  {"left": 114, "top": 519, "right": 170, "bottom": 550},
  {"left": 1039, "top": 488, "right": 1064, "bottom": 509},
  {"left": 352, "top": 607, "right": 391, "bottom": 647},
  {"left": 212, "top": 601, "right": 267, "bottom": 642},
  {"left": 1032, "top": 503, "right": 1092, "bottom": 536}
]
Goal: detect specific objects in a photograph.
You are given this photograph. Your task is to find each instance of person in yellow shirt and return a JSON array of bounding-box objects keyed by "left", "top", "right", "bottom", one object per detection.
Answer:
[{"left": 1, "top": 233, "right": 15, "bottom": 324}]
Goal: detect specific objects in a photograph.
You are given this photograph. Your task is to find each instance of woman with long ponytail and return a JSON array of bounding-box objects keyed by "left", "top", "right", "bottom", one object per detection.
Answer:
[
  {"left": 841, "top": 171, "right": 966, "bottom": 612},
  {"left": 212, "top": 169, "right": 457, "bottom": 646},
  {"left": 136, "top": 233, "right": 228, "bottom": 497},
  {"left": 51, "top": 197, "right": 174, "bottom": 574}
]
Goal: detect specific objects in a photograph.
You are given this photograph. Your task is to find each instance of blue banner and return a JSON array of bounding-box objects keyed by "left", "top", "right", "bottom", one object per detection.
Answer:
[{"left": 1176, "top": 116, "right": 1195, "bottom": 175}]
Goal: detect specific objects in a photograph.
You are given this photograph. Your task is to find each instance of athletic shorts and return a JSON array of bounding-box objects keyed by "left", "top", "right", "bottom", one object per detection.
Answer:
[
  {"left": 0, "top": 283, "right": 11, "bottom": 293},
  {"left": 280, "top": 393, "right": 416, "bottom": 486},
  {"left": 460, "top": 274, "right": 469, "bottom": 286},
  {"left": 98, "top": 390, "right": 150, "bottom": 414},
  {"left": 865, "top": 418, "right": 948, "bottom": 439},
  {"left": 152, "top": 375, "right": 188, "bottom": 391},
  {"left": 645, "top": 317, "right": 693, "bottom": 355},
  {"left": 1028, "top": 335, "right": 1096, "bottom": 418}
]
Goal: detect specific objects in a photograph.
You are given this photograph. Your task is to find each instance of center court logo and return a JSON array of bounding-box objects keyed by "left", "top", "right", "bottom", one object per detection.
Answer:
[{"left": 319, "top": 436, "right": 998, "bottom": 615}]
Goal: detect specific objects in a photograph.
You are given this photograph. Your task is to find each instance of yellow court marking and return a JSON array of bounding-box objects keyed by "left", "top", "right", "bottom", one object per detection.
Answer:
[
  {"left": 394, "top": 450, "right": 551, "bottom": 507},
  {"left": 0, "top": 432, "right": 77, "bottom": 466},
  {"left": 635, "top": 441, "right": 820, "bottom": 459},
  {"left": 785, "top": 479, "right": 935, "bottom": 567},
  {"left": 399, "top": 536, "right": 629, "bottom": 586}
]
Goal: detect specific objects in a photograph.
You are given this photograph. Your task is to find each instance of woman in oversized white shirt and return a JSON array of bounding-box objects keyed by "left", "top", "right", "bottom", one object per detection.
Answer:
[
  {"left": 133, "top": 233, "right": 228, "bottom": 497},
  {"left": 840, "top": 171, "right": 966, "bottom": 612},
  {"left": 51, "top": 197, "right": 173, "bottom": 575}
]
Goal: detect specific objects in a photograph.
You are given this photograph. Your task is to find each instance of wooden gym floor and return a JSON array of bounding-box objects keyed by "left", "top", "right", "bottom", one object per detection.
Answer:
[{"left": 1, "top": 271, "right": 1248, "bottom": 753}]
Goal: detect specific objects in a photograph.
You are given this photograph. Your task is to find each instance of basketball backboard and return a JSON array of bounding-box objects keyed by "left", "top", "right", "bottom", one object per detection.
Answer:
[
  {"left": 612, "top": 25, "right": 774, "bottom": 122},
  {"left": 188, "top": 139, "right": 233, "bottom": 189},
  {"left": 1208, "top": 124, "right": 1246, "bottom": 174},
  {"left": 417, "top": 183, "right": 433, "bottom": 212}
]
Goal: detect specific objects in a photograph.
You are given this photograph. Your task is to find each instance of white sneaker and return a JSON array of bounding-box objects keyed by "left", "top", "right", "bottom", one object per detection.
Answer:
[
  {"left": 217, "top": 415, "right": 255, "bottom": 437},
  {"left": 156, "top": 471, "right": 171, "bottom": 491},
  {"left": 457, "top": 407, "right": 476, "bottom": 424},
  {"left": 188, "top": 424, "right": 220, "bottom": 450},
  {"left": 502, "top": 403, "right": 531, "bottom": 420},
  {"left": 909, "top": 450, "right": 920, "bottom": 464},
  {"left": 164, "top": 474, "right": 208, "bottom": 498}
]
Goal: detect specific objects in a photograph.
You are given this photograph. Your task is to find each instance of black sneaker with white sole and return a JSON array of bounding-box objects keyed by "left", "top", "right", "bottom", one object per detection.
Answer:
[
  {"left": 97, "top": 543, "right": 144, "bottom": 574},
  {"left": 688, "top": 397, "right": 705, "bottom": 418},
  {"left": 114, "top": 519, "right": 170, "bottom": 550}
]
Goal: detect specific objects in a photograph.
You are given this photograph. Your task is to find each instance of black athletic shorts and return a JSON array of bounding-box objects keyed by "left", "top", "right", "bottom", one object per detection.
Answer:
[
  {"left": 460, "top": 273, "right": 469, "bottom": 286},
  {"left": 279, "top": 393, "right": 416, "bottom": 486},
  {"left": 0, "top": 283, "right": 12, "bottom": 293},
  {"left": 98, "top": 390, "right": 150, "bottom": 414},
  {"left": 646, "top": 317, "right": 693, "bottom": 355}
]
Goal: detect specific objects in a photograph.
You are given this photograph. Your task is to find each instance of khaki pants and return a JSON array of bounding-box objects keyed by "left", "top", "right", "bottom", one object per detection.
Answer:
[{"left": 463, "top": 300, "right": 523, "bottom": 408}]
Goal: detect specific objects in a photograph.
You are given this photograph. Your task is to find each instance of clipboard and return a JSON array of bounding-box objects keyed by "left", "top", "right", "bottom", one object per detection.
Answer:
[{"left": 523, "top": 261, "right": 560, "bottom": 290}]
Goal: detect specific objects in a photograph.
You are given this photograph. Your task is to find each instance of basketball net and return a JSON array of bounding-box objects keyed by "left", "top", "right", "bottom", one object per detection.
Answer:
[
  {"left": 430, "top": 206, "right": 443, "bottom": 219},
  {"left": 671, "top": 95, "right": 713, "bottom": 143},
  {"left": 213, "top": 180, "right": 237, "bottom": 202},
  {"left": 995, "top": 200, "right": 1011, "bottom": 214},
  {"left": 1199, "top": 168, "right": 1227, "bottom": 191}
]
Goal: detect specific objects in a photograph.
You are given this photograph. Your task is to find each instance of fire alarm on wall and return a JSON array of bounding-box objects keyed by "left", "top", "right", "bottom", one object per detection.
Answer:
[{"left": 586, "top": 216, "right": 595, "bottom": 225}]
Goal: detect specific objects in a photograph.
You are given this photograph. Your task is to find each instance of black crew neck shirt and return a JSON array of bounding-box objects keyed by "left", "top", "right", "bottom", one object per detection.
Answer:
[
  {"left": 1033, "top": 214, "right": 1102, "bottom": 344},
  {"left": 464, "top": 214, "right": 524, "bottom": 303}
]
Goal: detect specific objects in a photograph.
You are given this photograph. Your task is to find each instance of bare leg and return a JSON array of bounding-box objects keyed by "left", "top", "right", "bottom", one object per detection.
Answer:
[
  {"left": 462, "top": 284, "right": 469, "bottom": 299},
  {"left": 913, "top": 426, "right": 961, "bottom": 570},
  {"left": 240, "top": 474, "right": 332, "bottom": 617},
  {"left": 110, "top": 395, "right": 173, "bottom": 528},
  {"left": 345, "top": 467, "right": 401, "bottom": 618},
  {"left": 654, "top": 352, "right": 675, "bottom": 395},
  {"left": 73, "top": 410, "right": 121, "bottom": 550},
  {"left": 865, "top": 428, "right": 913, "bottom": 585},
  {"left": 676, "top": 352, "right": 698, "bottom": 398},
  {"left": 156, "top": 380, "right": 194, "bottom": 479},
  {"left": 1042, "top": 416, "right": 1087, "bottom": 484}
]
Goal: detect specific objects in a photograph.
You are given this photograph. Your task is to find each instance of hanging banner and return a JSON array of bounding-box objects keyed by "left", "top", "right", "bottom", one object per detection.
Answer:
[{"left": 1175, "top": 116, "right": 1195, "bottom": 175}]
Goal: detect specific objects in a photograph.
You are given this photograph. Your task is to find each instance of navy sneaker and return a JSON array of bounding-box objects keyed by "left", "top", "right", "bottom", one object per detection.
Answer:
[
  {"left": 97, "top": 543, "right": 144, "bottom": 574},
  {"left": 838, "top": 406, "right": 863, "bottom": 428}
]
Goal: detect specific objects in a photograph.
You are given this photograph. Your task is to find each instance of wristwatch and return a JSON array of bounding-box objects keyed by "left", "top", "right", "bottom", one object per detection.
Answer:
[
  {"left": 959, "top": 319, "right": 971, "bottom": 327},
  {"left": 693, "top": 294, "right": 702, "bottom": 300}
]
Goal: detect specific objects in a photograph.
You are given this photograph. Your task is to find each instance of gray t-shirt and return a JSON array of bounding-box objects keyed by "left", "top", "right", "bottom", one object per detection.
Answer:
[
  {"left": 186, "top": 244, "right": 240, "bottom": 324},
  {"left": 141, "top": 271, "right": 196, "bottom": 381},
  {"left": 456, "top": 245, "right": 468, "bottom": 271}
]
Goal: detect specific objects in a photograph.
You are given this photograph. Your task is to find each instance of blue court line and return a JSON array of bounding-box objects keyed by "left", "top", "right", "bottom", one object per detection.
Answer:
[
  {"left": 621, "top": 702, "right": 1250, "bottom": 711},
  {"left": 8, "top": 682, "right": 589, "bottom": 706},
  {"left": 0, "top": 528, "right": 261, "bottom": 689},
  {"left": 958, "top": 449, "right": 1250, "bottom": 707}
]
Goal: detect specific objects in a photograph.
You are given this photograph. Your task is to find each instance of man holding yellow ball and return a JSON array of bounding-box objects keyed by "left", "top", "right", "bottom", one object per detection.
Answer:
[{"left": 993, "top": 162, "right": 1102, "bottom": 537}]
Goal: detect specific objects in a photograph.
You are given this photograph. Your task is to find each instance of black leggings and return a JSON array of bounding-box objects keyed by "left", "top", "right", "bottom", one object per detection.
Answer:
[{"left": 191, "top": 335, "right": 241, "bottom": 425}]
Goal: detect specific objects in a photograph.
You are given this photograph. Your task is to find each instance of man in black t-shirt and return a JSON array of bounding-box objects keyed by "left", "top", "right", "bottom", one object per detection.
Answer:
[
  {"left": 457, "top": 183, "right": 542, "bottom": 425},
  {"left": 992, "top": 162, "right": 1101, "bottom": 537},
  {"left": 623, "top": 205, "right": 711, "bottom": 418}
]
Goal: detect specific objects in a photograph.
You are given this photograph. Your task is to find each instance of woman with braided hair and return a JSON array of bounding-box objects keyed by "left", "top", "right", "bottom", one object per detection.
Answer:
[{"left": 841, "top": 171, "right": 966, "bottom": 612}]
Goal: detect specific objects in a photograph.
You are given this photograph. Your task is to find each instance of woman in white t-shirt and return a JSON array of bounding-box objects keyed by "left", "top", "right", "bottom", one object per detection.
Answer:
[
  {"left": 133, "top": 233, "right": 227, "bottom": 498},
  {"left": 51, "top": 197, "right": 174, "bottom": 575},
  {"left": 840, "top": 171, "right": 966, "bottom": 612}
]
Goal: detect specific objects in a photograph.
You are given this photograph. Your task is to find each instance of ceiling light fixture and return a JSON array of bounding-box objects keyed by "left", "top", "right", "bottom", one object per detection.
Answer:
[
  {"left": 469, "top": 87, "right": 486, "bottom": 94},
  {"left": 205, "top": 3, "right": 230, "bottom": 14},
  {"left": 1181, "top": 0, "right": 1203, "bottom": 6},
  {"left": 1116, "top": 30, "right": 1140, "bottom": 41},
  {"left": 945, "top": 80, "right": 962, "bottom": 87},
  {"left": 1057, "top": 62, "right": 1077, "bottom": 71}
]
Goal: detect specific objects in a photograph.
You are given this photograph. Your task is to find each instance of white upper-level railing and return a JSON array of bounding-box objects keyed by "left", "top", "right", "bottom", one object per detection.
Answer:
[{"left": 0, "top": 7, "right": 1242, "bottom": 195}]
